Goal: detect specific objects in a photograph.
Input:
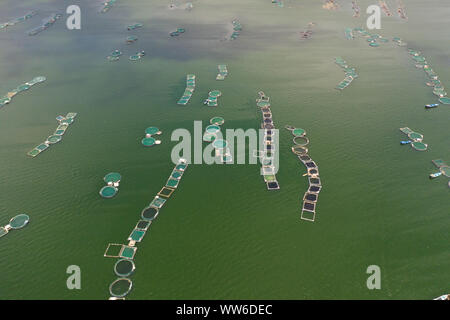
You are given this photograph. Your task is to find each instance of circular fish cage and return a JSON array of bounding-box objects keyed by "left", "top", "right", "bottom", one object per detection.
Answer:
[
  {"left": 17, "top": 84, "right": 30, "bottom": 92},
  {"left": 114, "top": 259, "right": 135, "bottom": 277},
  {"left": 47, "top": 135, "right": 62, "bottom": 144},
  {"left": 293, "top": 136, "right": 309, "bottom": 146},
  {"left": 205, "top": 125, "right": 220, "bottom": 134},
  {"left": 411, "top": 141, "right": 427, "bottom": 151},
  {"left": 210, "top": 116, "right": 224, "bottom": 126},
  {"left": 212, "top": 139, "right": 227, "bottom": 150},
  {"left": 100, "top": 186, "right": 118, "bottom": 198},
  {"left": 292, "top": 128, "right": 306, "bottom": 137},
  {"left": 203, "top": 133, "right": 216, "bottom": 142},
  {"left": 109, "top": 278, "right": 133, "bottom": 298},
  {"left": 145, "top": 127, "right": 160, "bottom": 135},
  {"left": 141, "top": 206, "right": 159, "bottom": 221},
  {"left": 9, "top": 214, "right": 30, "bottom": 229},
  {"left": 408, "top": 132, "right": 423, "bottom": 141},
  {"left": 292, "top": 145, "right": 309, "bottom": 155},
  {"left": 440, "top": 166, "right": 450, "bottom": 178},
  {"left": 141, "top": 137, "right": 156, "bottom": 147},
  {"left": 285, "top": 125, "right": 295, "bottom": 131},
  {"left": 104, "top": 172, "right": 121, "bottom": 184}
]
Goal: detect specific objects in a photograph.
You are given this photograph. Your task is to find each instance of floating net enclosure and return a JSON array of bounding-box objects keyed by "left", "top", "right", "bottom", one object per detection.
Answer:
[
  {"left": 100, "top": 186, "right": 118, "bottom": 198},
  {"left": 47, "top": 135, "right": 62, "bottom": 144},
  {"left": 104, "top": 172, "right": 121, "bottom": 184},
  {"left": 9, "top": 214, "right": 30, "bottom": 229},
  {"left": 439, "top": 97, "right": 450, "bottom": 104},
  {"left": 203, "top": 133, "right": 216, "bottom": 142},
  {"left": 141, "top": 137, "right": 156, "bottom": 147},
  {"left": 158, "top": 187, "right": 175, "bottom": 198},
  {"left": 293, "top": 136, "right": 309, "bottom": 146},
  {"left": 150, "top": 197, "right": 166, "bottom": 209},
  {"left": 120, "top": 246, "right": 136, "bottom": 259},
  {"left": 411, "top": 141, "right": 427, "bottom": 151},
  {"left": 212, "top": 139, "right": 227, "bottom": 149},
  {"left": 114, "top": 259, "right": 135, "bottom": 277},
  {"left": 205, "top": 125, "right": 220, "bottom": 134},
  {"left": 128, "top": 229, "right": 146, "bottom": 242},
  {"left": 145, "top": 127, "right": 160, "bottom": 135},
  {"left": 210, "top": 116, "right": 225, "bottom": 125},
  {"left": 135, "top": 220, "right": 151, "bottom": 231},
  {"left": 109, "top": 278, "right": 133, "bottom": 298},
  {"left": 292, "top": 128, "right": 306, "bottom": 137},
  {"left": 141, "top": 206, "right": 159, "bottom": 221}
]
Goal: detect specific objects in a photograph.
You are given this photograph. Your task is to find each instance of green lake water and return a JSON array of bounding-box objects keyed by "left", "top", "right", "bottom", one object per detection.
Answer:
[{"left": 0, "top": 0, "right": 448, "bottom": 299}]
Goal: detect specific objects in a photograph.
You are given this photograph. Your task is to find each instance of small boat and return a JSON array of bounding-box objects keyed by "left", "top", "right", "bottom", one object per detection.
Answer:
[
  {"left": 434, "top": 294, "right": 449, "bottom": 300},
  {"left": 429, "top": 172, "right": 442, "bottom": 179},
  {"left": 425, "top": 103, "right": 439, "bottom": 109},
  {"left": 400, "top": 140, "right": 412, "bottom": 145}
]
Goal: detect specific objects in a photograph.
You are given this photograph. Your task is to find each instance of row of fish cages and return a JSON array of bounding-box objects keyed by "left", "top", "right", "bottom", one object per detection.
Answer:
[
  {"left": 0, "top": 76, "right": 46, "bottom": 109},
  {"left": 103, "top": 159, "right": 188, "bottom": 299},
  {"left": 335, "top": 57, "right": 358, "bottom": 90},
  {"left": 177, "top": 74, "right": 196, "bottom": 105},
  {"left": 28, "top": 13, "right": 62, "bottom": 36},
  {"left": 27, "top": 113, "right": 77, "bottom": 157},
  {"left": 408, "top": 50, "right": 449, "bottom": 105},
  {"left": 286, "top": 126, "right": 321, "bottom": 222},
  {"left": 256, "top": 92, "right": 279, "bottom": 191},
  {"left": 0, "top": 10, "right": 36, "bottom": 30}
]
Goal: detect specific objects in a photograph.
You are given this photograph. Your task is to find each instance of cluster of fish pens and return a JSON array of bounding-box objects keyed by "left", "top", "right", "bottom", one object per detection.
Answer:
[
  {"left": 216, "top": 65, "right": 228, "bottom": 81},
  {"left": 203, "top": 90, "right": 222, "bottom": 107},
  {"left": 141, "top": 126, "right": 162, "bottom": 147},
  {"left": 203, "top": 118, "right": 233, "bottom": 163},
  {"left": 399, "top": 127, "right": 428, "bottom": 151},
  {"left": 335, "top": 57, "right": 358, "bottom": 90},
  {"left": 255, "top": 92, "right": 279, "bottom": 191},
  {"left": 177, "top": 74, "right": 196, "bottom": 105},
  {"left": 429, "top": 159, "right": 450, "bottom": 188},
  {"left": 0, "top": 76, "right": 46, "bottom": 109},
  {"left": 27, "top": 113, "right": 77, "bottom": 157},
  {"left": 286, "top": 126, "right": 321, "bottom": 222},
  {"left": 99, "top": 173, "right": 122, "bottom": 199},
  {"left": 103, "top": 159, "right": 188, "bottom": 299}
]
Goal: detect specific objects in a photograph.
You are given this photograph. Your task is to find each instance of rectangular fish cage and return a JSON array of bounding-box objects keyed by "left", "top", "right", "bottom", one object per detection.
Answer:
[
  {"left": 149, "top": 196, "right": 167, "bottom": 209},
  {"left": 135, "top": 220, "right": 152, "bottom": 231},
  {"left": 128, "top": 229, "right": 146, "bottom": 243},
  {"left": 432, "top": 159, "right": 447, "bottom": 168},
  {"left": 104, "top": 243, "right": 124, "bottom": 258},
  {"left": 120, "top": 246, "right": 137, "bottom": 259},
  {"left": 157, "top": 187, "right": 175, "bottom": 198}
]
